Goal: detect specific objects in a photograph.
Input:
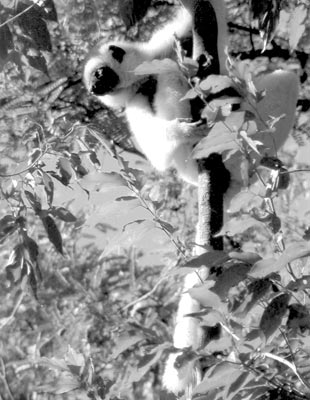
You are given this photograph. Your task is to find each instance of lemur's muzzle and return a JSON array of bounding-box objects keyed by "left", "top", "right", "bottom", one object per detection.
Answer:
[{"left": 91, "top": 66, "right": 120, "bottom": 95}]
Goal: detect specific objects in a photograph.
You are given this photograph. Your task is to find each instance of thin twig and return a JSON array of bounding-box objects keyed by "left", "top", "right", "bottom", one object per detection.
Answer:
[
  {"left": 284, "top": 169, "right": 310, "bottom": 175},
  {"left": 122, "top": 274, "right": 170, "bottom": 311},
  {"left": 0, "top": 146, "right": 48, "bottom": 178},
  {"left": 0, "top": 292, "right": 25, "bottom": 330},
  {"left": 0, "top": 358, "right": 14, "bottom": 400},
  {"left": 279, "top": 329, "right": 310, "bottom": 391},
  {"left": 0, "top": 4, "right": 35, "bottom": 29}
]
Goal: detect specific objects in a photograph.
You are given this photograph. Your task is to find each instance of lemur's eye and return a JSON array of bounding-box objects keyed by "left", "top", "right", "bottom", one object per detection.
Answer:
[
  {"left": 108, "top": 45, "right": 126, "bottom": 63},
  {"left": 91, "top": 66, "right": 120, "bottom": 95}
]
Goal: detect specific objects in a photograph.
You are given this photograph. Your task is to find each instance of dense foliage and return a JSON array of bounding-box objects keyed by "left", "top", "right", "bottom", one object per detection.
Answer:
[{"left": 1, "top": 0, "right": 310, "bottom": 399}]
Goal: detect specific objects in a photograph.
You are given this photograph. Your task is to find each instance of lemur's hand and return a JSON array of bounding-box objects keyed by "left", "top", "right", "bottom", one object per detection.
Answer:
[{"left": 167, "top": 118, "right": 208, "bottom": 143}]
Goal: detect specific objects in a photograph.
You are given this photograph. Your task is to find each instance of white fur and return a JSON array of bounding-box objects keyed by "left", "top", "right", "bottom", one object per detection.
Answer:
[
  {"left": 83, "top": 8, "right": 203, "bottom": 185},
  {"left": 148, "top": 7, "right": 192, "bottom": 57},
  {"left": 162, "top": 268, "right": 207, "bottom": 396}
]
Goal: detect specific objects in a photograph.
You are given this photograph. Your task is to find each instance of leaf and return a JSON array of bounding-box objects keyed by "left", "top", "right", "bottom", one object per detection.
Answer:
[
  {"left": 268, "top": 214, "right": 281, "bottom": 234},
  {"left": 277, "top": 242, "right": 310, "bottom": 267},
  {"left": 70, "top": 153, "right": 88, "bottom": 177},
  {"left": 24, "top": 236, "right": 39, "bottom": 263},
  {"left": 219, "top": 216, "right": 263, "bottom": 236},
  {"left": 228, "top": 252, "right": 262, "bottom": 265},
  {"left": 158, "top": 390, "right": 177, "bottom": 400},
  {"left": 24, "top": 190, "right": 41, "bottom": 212},
  {"left": 28, "top": 264, "right": 38, "bottom": 300},
  {"left": 134, "top": 59, "right": 178, "bottom": 75},
  {"left": 193, "top": 122, "right": 239, "bottom": 159},
  {"left": 296, "top": 142, "right": 310, "bottom": 165},
  {"left": 156, "top": 218, "right": 177, "bottom": 234},
  {"left": 66, "top": 346, "right": 85, "bottom": 367},
  {"left": 122, "top": 219, "right": 145, "bottom": 231},
  {"left": 112, "top": 334, "right": 145, "bottom": 359},
  {"left": 193, "top": 362, "right": 242, "bottom": 395},
  {"left": 5, "top": 50, "right": 23, "bottom": 72},
  {"left": 51, "top": 207, "right": 77, "bottom": 223},
  {"left": 288, "top": 5, "right": 307, "bottom": 50},
  {"left": 226, "top": 371, "right": 252, "bottom": 400},
  {"left": 194, "top": 109, "right": 257, "bottom": 159},
  {"left": 209, "top": 97, "right": 240, "bottom": 111},
  {"left": 248, "top": 258, "right": 277, "bottom": 278},
  {"left": 181, "top": 57, "right": 199, "bottom": 78},
  {"left": 127, "top": 344, "right": 168, "bottom": 383},
  {"left": 237, "top": 383, "right": 268, "bottom": 400},
  {"left": 18, "top": 5, "right": 52, "bottom": 51},
  {"left": 188, "top": 285, "right": 223, "bottom": 309},
  {"left": 38, "top": 0, "right": 58, "bottom": 21},
  {"left": 41, "top": 215, "right": 63, "bottom": 254},
  {"left": 123, "top": 219, "right": 155, "bottom": 243},
  {"left": 42, "top": 172, "right": 54, "bottom": 206},
  {"left": 211, "top": 263, "right": 250, "bottom": 298},
  {"left": 0, "top": 25, "right": 13, "bottom": 61},
  {"left": 38, "top": 373, "right": 80, "bottom": 394},
  {"left": 183, "top": 251, "right": 229, "bottom": 269},
  {"left": 205, "top": 336, "right": 232, "bottom": 353},
  {"left": 200, "top": 310, "right": 223, "bottom": 325},
  {"left": 287, "top": 303, "right": 310, "bottom": 331},
  {"left": 80, "top": 171, "right": 126, "bottom": 191},
  {"left": 119, "top": 0, "right": 151, "bottom": 28},
  {"left": 89, "top": 151, "right": 100, "bottom": 166},
  {"left": 27, "top": 54, "right": 48, "bottom": 75},
  {"left": 199, "top": 74, "right": 234, "bottom": 93},
  {"left": 227, "top": 190, "right": 260, "bottom": 214},
  {"left": 5, "top": 264, "right": 21, "bottom": 285},
  {"left": 5, "top": 245, "right": 24, "bottom": 284},
  {"left": 239, "top": 130, "right": 262, "bottom": 154},
  {"left": 201, "top": 102, "right": 219, "bottom": 122},
  {"left": 57, "top": 157, "right": 72, "bottom": 185},
  {"left": 250, "top": 242, "right": 310, "bottom": 278},
  {"left": 233, "top": 278, "right": 272, "bottom": 315},
  {"left": 182, "top": 87, "right": 199, "bottom": 101},
  {"left": 259, "top": 293, "right": 290, "bottom": 340},
  {"left": 0, "top": 215, "right": 17, "bottom": 241},
  {"left": 115, "top": 196, "right": 137, "bottom": 202},
  {"left": 39, "top": 356, "right": 69, "bottom": 372},
  {"left": 287, "top": 275, "right": 310, "bottom": 291},
  {"left": 19, "top": 258, "right": 28, "bottom": 282}
]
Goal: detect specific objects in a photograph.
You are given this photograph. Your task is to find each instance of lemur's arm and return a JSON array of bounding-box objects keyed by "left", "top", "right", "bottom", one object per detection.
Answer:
[{"left": 147, "top": 7, "right": 192, "bottom": 59}]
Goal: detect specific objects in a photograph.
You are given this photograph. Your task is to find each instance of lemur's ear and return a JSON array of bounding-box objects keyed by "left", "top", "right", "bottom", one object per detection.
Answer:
[
  {"left": 91, "top": 66, "right": 120, "bottom": 95},
  {"left": 108, "top": 45, "right": 126, "bottom": 63}
]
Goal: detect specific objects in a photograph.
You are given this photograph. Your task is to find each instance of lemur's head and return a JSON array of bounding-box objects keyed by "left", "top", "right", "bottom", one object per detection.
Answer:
[{"left": 83, "top": 42, "right": 146, "bottom": 107}]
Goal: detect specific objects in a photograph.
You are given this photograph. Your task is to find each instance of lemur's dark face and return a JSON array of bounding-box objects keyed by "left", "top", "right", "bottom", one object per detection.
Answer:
[
  {"left": 87, "top": 45, "right": 127, "bottom": 96},
  {"left": 91, "top": 66, "right": 120, "bottom": 95}
]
